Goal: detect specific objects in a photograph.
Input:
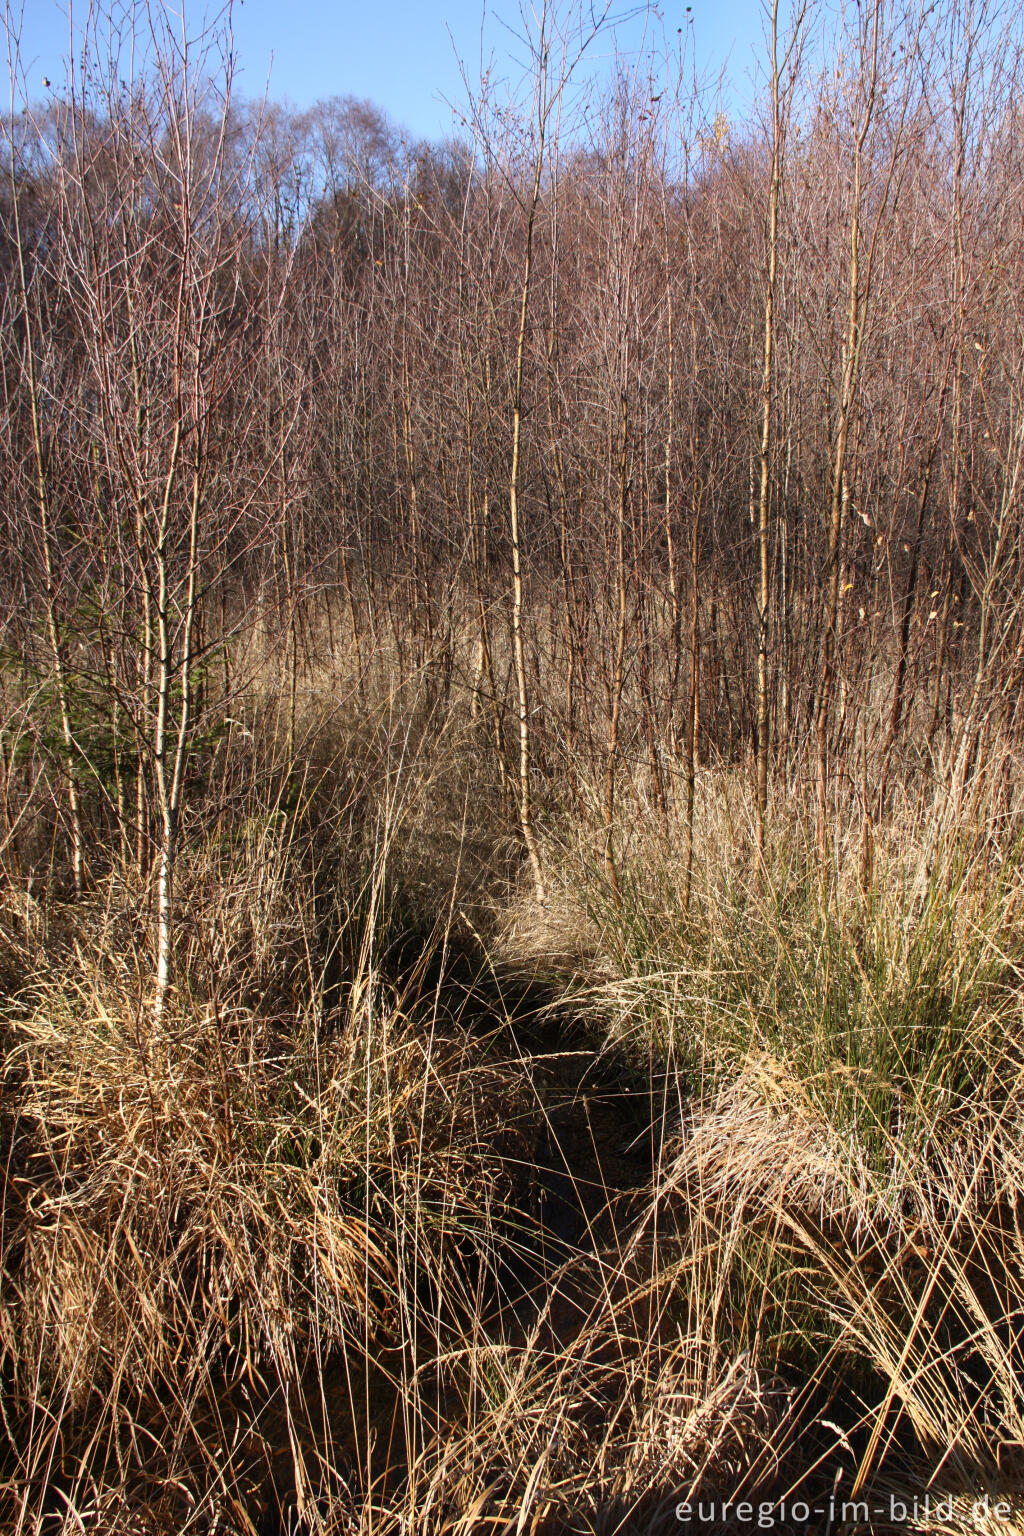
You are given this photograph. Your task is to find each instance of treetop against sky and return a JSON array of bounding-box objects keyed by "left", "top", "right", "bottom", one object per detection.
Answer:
[{"left": 9, "top": 0, "right": 768, "bottom": 143}]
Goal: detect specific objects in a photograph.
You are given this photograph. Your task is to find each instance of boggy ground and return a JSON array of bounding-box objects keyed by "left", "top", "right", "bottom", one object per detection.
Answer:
[{"left": 3, "top": 670, "right": 1024, "bottom": 1535}]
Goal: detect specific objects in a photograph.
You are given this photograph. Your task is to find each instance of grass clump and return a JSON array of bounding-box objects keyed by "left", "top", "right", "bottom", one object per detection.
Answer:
[{"left": 498, "top": 753, "right": 1024, "bottom": 1511}]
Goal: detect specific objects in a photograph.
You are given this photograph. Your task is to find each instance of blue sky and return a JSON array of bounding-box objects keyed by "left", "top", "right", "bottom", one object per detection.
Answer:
[{"left": 9, "top": 0, "right": 771, "bottom": 140}]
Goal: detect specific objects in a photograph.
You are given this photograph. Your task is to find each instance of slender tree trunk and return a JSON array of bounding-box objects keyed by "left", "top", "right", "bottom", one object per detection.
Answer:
[
  {"left": 755, "top": 0, "right": 783, "bottom": 859},
  {"left": 153, "top": 423, "right": 185, "bottom": 1023},
  {"left": 508, "top": 107, "right": 548, "bottom": 906},
  {"left": 664, "top": 287, "right": 682, "bottom": 753},
  {"left": 817, "top": 145, "right": 863, "bottom": 852},
  {"left": 604, "top": 391, "right": 630, "bottom": 894},
  {"left": 11, "top": 180, "right": 85, "bottom": 894}
]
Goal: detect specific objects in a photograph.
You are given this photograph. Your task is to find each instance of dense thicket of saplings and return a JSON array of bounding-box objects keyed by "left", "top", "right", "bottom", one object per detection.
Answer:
[{"left": 2, "top": 2, "right": 1024, "bottom": 1531}]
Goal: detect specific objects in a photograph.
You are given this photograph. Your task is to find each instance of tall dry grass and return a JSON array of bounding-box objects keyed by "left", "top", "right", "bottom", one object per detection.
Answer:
[
  {"left": 3, "top": 621, "right": 1024, "bottom": 1533},
  {"left": 503, "top": 735, "right": 1024, "bottom": 1526},
  {"left": 0, "top": 640, "right": 791, "bottom": 1535}
]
